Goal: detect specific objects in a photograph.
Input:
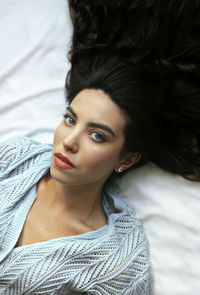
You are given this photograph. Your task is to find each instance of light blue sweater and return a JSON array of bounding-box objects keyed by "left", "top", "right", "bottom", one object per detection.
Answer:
[{"left": 0, "top": 136, "right": 153, "bottom": 294}]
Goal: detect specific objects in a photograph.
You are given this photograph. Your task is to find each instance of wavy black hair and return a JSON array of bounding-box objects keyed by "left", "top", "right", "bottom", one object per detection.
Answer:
[
  {"left": 65, "top": 0, "right": 200, "bottom": 181},
  {"left": 68, "top": 0, "right": 200, "bottom": 65}
]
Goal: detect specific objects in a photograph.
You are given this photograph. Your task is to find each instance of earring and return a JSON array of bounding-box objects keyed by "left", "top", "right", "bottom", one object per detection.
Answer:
[{"left": 118, "top": 167, "right": 123, "bottom": 172}]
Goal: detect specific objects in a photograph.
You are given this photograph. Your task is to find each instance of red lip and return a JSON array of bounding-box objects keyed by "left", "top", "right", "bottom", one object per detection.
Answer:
[{"left": 55, "top": 153, "right": 75, "bottom": 168}]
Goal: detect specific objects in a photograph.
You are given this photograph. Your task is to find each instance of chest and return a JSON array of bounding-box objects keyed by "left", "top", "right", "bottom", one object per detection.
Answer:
[
  {"left": 15, "top": 206, "right": 94, "bottom": 248},
  {"left": 15, "top": 180, "right": 93, "bottom": 248}
]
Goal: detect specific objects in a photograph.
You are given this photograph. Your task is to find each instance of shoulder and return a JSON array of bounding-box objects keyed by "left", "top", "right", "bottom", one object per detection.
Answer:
[
  {"left": 0, "top": 136, "right": 52, "bottom": 178},
  {"left": 85, "top": 216, "right": 153, "bottom": 294},
  {"left": 98, "top": 181, "right": 153, "bottom": 294},
  {"left": 0, "top": 136, "right": 44, "bottom": 156}
]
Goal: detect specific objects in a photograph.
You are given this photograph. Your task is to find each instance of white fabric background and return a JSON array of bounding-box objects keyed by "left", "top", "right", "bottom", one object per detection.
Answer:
[
  {"left": 0, "top": 0, "right": 70, "bottom": 143},
  {"left": 0, "top": 1, "right": 199, "bottom": 294}
]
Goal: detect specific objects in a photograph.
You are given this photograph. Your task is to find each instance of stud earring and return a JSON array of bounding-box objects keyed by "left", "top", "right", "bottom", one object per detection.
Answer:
[{"left": 118, "top": 167, "right": 123, "bottom": 172}]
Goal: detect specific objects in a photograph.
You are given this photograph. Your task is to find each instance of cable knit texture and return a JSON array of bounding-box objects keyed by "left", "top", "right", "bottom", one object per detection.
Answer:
[{"left": 0, "top": 136, "right": 153, "bottom": 294}]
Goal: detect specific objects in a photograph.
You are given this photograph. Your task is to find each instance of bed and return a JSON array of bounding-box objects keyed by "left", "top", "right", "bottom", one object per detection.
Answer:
[{"left": 0, "top": 1, "right": 199, "bottom": 294}]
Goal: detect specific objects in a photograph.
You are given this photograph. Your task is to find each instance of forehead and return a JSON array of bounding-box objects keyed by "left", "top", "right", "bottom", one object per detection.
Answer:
[{"left": 70, "top": 89, "right": 127, "bottom": 134}]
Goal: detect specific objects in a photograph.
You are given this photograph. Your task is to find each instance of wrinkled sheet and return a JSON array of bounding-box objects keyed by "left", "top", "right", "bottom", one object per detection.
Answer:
[{"left": 0, "top": 1, "right": 199, "bottom": 294}]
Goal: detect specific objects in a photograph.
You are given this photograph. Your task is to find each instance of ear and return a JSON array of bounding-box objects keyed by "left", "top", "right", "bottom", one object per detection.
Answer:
[{"left": 114, "top": 152, "right": 141, "bottom": 173}]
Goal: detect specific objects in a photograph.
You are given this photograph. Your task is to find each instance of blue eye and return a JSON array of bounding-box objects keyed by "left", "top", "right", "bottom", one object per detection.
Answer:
[
  {"left": 91, "top": 131, "right": 106, "bottom": 142},
  {"left": 63, "top": 114, "right": 75, "bottom": 125}
]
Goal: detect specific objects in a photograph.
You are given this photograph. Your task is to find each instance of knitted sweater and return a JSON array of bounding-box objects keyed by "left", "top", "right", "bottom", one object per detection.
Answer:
[{"left": 0, "top": 136, "right": 153, "bottom": 295}]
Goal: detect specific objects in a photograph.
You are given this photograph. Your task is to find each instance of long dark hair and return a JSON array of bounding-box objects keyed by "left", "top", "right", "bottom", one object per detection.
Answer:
[
  {"left": 65, "top": 0, "right": 200, "bottom": 181},
  {"left": 68, "top": 0, "right": 200, "bottom": 64}
]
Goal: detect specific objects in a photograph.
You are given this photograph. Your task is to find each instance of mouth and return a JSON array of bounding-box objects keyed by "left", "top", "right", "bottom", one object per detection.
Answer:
[{"left": 54, "top": 153, "right": 75, "bottom": 168}]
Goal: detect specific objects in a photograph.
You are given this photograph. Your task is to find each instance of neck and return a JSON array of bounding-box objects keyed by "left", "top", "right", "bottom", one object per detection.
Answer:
[{"left": 40, "top": 172, "right": 107, "bottom": 223}]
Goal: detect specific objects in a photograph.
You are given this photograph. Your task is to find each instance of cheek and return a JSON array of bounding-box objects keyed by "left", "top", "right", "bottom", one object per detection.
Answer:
[
  {"left": 53, "top": 124, "right": 63, "bottom": 146},
  {"left": 84, "top": 144, "right": 122, "bottom": 171}
]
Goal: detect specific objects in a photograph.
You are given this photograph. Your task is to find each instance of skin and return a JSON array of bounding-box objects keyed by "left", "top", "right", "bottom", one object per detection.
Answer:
[
  {"left": 16, "top": 89, "right": 141, "bottom": 247},
  {"left": 52, "top": 89, "right": 134, "bottom": 184}
]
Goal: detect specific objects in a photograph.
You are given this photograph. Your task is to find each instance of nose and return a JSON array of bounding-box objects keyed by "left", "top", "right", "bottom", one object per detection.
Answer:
[{"left": 62, "top": 128, "right": 80, "bottom": 153}]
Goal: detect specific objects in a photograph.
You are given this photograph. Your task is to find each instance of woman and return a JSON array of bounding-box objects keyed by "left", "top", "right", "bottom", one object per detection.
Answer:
[
  {"left": 0, "top": 55, "right": 153, "bottom": 293},
  {"left": 1, "top": 0, "right": 200, "bottom": 293}
]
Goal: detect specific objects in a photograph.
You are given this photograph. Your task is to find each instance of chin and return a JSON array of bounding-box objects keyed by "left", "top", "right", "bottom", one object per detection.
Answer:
[{"left": 49, "top": 166, "right": 69, "bottom": 181}]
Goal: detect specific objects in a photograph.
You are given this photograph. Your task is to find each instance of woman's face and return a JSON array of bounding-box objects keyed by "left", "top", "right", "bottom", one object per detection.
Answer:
[{"left": 50, "top": 89, "right": 127, "bottom": 187}]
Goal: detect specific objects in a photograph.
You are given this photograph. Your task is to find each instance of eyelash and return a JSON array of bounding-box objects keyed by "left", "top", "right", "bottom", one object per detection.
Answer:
[
  {"left": 63, "top": 114, "right": 75, "bottom": 126},
  {"left": 63, "top": 114, "right": 107, "bottom": 143}
]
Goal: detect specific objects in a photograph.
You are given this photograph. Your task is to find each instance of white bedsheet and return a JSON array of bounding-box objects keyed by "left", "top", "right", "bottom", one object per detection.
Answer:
[
  {"left": 119, "top": 163, "right": 200, "bottom": 294},
  {"left": 0, "top": 1, "right": 199, "bottom": 294},
  {"left": 0, "top": 0, "right": 70, "bottom": 143}
]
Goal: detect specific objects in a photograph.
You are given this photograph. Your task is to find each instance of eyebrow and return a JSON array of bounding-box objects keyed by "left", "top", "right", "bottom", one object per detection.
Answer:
[{"left": 66, "top": 106, "right": 116, "bottom": 137}]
